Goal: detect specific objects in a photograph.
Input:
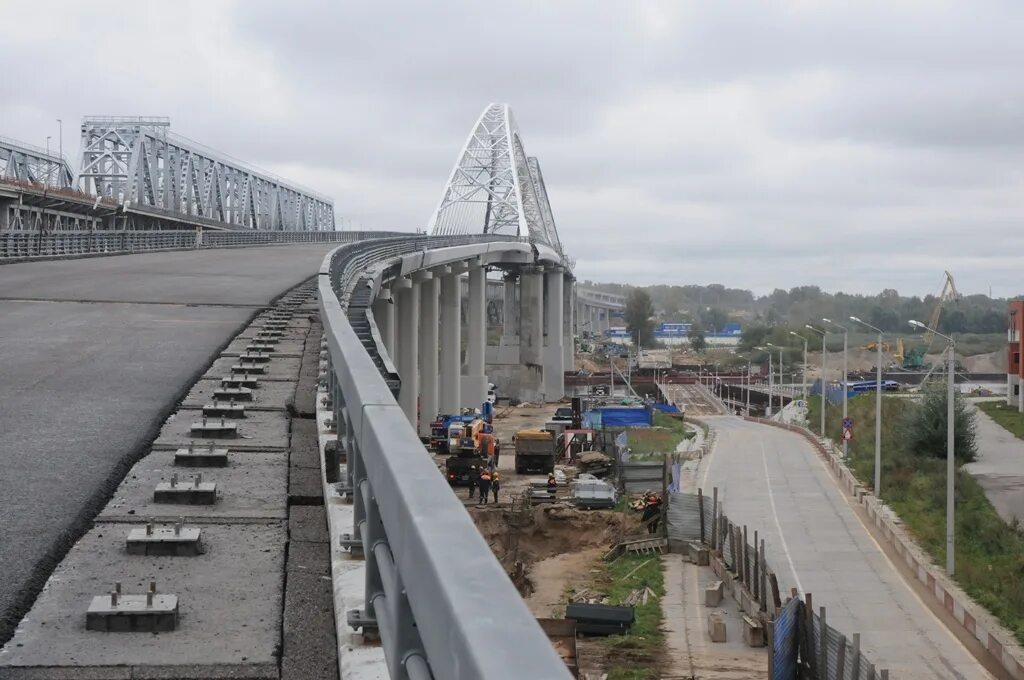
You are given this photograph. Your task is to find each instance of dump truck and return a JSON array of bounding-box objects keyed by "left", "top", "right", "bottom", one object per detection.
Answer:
[{"left": 514, "top": 429, "right": 556, "bottom": 474}]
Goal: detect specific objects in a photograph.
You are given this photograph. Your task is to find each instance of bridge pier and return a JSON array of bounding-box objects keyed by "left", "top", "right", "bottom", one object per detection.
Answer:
[
  {"left": 373, "top": 293, "right": 396, "bottom": 359},
  {"left": 543, "top": 269, "right": 565, "bottom": 400},
  {"left": 563, "top": 275, "right": 575, "bottom": 368},
  {"left": 439, "top": 264, "right": 464, "bottom": 413},
  {"left": 418, "top": 274, "right": 440, "bottom": 436},
  {"left": 395, "top": 277, "right": 420, "bottom": 426},
  {"left": 461, "top": 262, "right": 488, "bottom": 407}
]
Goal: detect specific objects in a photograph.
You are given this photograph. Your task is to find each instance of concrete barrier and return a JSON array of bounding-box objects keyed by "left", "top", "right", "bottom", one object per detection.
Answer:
[{"left": 745, "top": 416, "right": 1024, "bottom": 680}]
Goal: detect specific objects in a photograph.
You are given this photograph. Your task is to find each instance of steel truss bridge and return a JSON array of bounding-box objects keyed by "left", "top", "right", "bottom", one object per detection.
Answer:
[{"left": 0, "top": 118, "right": 334, "bottom": 232}]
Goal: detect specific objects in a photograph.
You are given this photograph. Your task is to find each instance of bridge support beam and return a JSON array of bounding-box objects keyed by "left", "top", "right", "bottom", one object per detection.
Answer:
[
  {"left": 543, "top": 269, "right": 565, "bottom": 401},
  {"left": 501, "top": 272, "right": 518, "bottom": 343},
  {"left": 563, "top": 276, "right": 574, "bottom": 368},
  {"left": 439, "top": 265, "right": 464, "bottom": 414},
  {"left": 461, "top": 262, "right": 488, "bottom": 408},
  {"left": 418, "top": 274, "right": 440, "bottom": 437},
  {"left": 374, "top": 293, "right": 396, "bottom": 360},
  {"left": 395, "top": 278, "right": 419, "bottom": 427}
]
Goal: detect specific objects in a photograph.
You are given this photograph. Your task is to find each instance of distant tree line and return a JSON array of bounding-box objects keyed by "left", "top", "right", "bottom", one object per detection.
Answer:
[{"left": 580, "top": 281, "right": 1011, "bottom": 336}]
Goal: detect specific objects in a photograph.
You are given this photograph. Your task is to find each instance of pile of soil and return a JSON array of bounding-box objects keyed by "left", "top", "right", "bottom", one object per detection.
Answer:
[
  {"left": 962, "top": 350, "right": 1006, "bottom": 373},
  {"left": 472, "top": 505, "right": 622, "bottom": 568}
]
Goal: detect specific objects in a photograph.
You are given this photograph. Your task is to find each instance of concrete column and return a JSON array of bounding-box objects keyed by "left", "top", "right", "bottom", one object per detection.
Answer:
[
  {"left": 395, "top": 278, "right": 419, "bottom": 427},
  {"left": 374, "top": 292, "right": 396, "bottom": 360},
  {"left": 462, "top": 263, "right": 488, "bottom": 407},
  {"left": 502, "top": 272, "right": 519, "bottom": 342},
  {"left": 520, "top": 267, "right": 545, "bottom": 367},
  {"left": 439, "top": 266, "right": 463, "bottom": 414},
  {"left": 543, "top": 269, "right": 565, "bottom": 401},
  {"left": 563, "top": 276, "right": 574, "bottom": 369},
  {"left": 417, "top": 274, "right": 439, "bottom": 437}
]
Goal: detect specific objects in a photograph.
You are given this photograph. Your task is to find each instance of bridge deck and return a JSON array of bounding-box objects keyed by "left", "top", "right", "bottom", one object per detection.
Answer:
[
  {"left": 701, "top": 416, "right": 992, "bottom": 679},
  {"left": 0, "top": 245, "right": 335, "bottom": 645}
]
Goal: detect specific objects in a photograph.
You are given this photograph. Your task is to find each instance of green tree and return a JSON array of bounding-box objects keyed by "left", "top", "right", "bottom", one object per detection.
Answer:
[
  {"left": 701, "top": 307, "right": 729, "bottom": 333},
  {"left": 903, "top": 382, "right": 977, "bottom": 462},
  {"left": 625, "top": 288, "right": 656, "bottom": 346},
  {"left": 739, "top": 324, "right": 770, "bottom": 352},
  {"left": 688, "top": 323, "right": 707, "bottom": 353}
]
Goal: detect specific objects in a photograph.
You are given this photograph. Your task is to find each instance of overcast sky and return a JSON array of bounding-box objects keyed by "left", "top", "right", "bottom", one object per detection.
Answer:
[{"left": 3, "top": 1, "right": 1022, "bottom": 297}]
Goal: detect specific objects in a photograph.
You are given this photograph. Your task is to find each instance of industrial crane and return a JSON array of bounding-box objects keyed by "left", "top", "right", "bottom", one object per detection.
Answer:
[{"left": 904, "top": 270, "right": 960, "bottom": 369}]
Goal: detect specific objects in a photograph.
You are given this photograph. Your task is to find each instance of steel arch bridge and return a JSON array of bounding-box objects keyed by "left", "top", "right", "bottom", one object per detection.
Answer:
[{"left": 427, "top": 103, "right": 565, "bottom": 257}]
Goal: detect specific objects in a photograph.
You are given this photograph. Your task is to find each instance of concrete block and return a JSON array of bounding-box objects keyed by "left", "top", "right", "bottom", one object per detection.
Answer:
[
  {"left": 742, "top": 615, "right": 765, "bottom": 647},
  {"left": 231, "top": 361, "right": 267, "bottom": 374},
  {"left": 154, "top": 476, "right": 217, "bottom": 505},
  {"left": 289, "top": 506, "right": 328, "bottom": 544},
  {"left": 174, "top": 446, "right": 229, "bottom": 467},
  {"left": 86, "top": 593, "right": 179, "bottom": 632},
  {"left": 688, "top": 541, "right": 709, "bottom": 566},
  {"left": 705, "top": 580, "right": 724, "bottom": 607},
  {"left": 238, "top": 352, "right": 273, "bottom": 363},
  {"left": 126, "top": 524, "right": 202, "bottom": 556},
  {"left": 202, "top": 402, "right": 246, "bottom": 418},
  {"left": 189, "top": 417, "right": 238, "bottom": 438},
  {"left": 707, "top": 611, "right": 727, "bottom": 642},
  {"left": 219, "top": 374, "right": 261, "bottom": 389},
  {"left": 208, "top": 356, "right": 303, "bottom": 381}
]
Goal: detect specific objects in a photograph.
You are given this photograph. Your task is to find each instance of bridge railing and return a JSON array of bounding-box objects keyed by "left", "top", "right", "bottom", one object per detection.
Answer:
[
  {"left": 0, "top": 229, "right": 402, "bottom": 262},
  {"left": 319, "top": 235, "right": 572, "bottom": 680}
]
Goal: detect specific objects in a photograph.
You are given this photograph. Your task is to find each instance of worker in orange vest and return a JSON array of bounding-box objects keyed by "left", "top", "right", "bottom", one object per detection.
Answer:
[{"left": 478, "top": 468, "right": 492, "bottom": 505}]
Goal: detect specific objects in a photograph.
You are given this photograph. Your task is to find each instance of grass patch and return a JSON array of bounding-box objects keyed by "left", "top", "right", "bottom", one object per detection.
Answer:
[
  {"left": 601, "top": 553, "right": 666, "bottom": 679},
  {"left": 977, "top": 400, "right": 1024, "bottom": 440},
  {"left": 626, "top": 412, "right": 692, "bottom": 456},
  {"left": 808, "top": 394, "right": 1024, "bottom": 644}
]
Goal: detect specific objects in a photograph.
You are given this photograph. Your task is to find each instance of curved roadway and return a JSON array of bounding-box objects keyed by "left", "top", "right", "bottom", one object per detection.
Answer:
[
  {"left": 699, "top": 416, "right": 991, "bottom": 680},
  {"left": 0, "top": 245, "right": 336, "bottom": 643}
]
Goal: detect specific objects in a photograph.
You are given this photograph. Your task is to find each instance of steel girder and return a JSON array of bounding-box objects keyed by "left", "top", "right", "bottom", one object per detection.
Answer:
[
  {"left": 427, "top": 103, "right": 565, "bottom": 256},
  {"left": 77, "top": 117, "right": 335, "bottom": 231},
  {"left": 0, "top": 136, "right": 74, "bottom": 189}
]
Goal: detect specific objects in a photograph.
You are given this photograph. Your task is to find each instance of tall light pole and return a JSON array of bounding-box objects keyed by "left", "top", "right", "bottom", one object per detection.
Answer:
[
  {"left": 789, "top": 331, "right": 808, "bottom": 401},
  {"left": 911, "top": 319, "right": 956, "bottom": 576},
  {"left": 823, "top": 318, "right": 849, "bottom": 458},
  {"left": 746, "top": 357, "right": 752, "bottom": 416},
  {"left": 757, "top": 346, "right": 773, "bottom": 417},
  {"left": 851, "top": 316, "right": 883, "bottom": 498},
  {"left": 767, "top": 343, "right": 785, "bottom": 418},
  {"left": 805, "top": 325, "right": 827, "bottom": 438},
  {"left": 56, "top": 118, "right": 63, "bottom": 182}
]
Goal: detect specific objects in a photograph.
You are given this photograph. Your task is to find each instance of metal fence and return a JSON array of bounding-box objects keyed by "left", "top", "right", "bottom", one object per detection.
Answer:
[
  {"left": 0, "top": 228, "right": 401, "bottom": 262},
  {"left": 319, "top": 234, "right": 571, "bottom": 679}
]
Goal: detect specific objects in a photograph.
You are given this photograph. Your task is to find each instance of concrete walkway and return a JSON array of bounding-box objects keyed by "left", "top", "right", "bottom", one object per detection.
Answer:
[{"left": 966, "top": 404, "right": 1024, "bottom": 525}]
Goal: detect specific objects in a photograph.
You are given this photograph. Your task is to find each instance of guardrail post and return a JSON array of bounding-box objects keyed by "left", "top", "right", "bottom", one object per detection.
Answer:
[{"left": 358, "top": 480, "right": 384, "bottom": 634}]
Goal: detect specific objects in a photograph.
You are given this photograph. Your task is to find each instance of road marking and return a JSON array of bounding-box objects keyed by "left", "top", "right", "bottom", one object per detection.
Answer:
[{"left": 759, "top": 438, "right": 805, "bottom": 596}]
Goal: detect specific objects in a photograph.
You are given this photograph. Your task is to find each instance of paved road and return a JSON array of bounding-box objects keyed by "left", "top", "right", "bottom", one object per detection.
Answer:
[
  {"left": 0, "top": 245, "right": 335, "bottom": 643},
  {"left": 699, "top": 416, "right": 991, "bottom": 680},
  {"left": 965, "top": 402, "right": 1024, "bottom": 525}
]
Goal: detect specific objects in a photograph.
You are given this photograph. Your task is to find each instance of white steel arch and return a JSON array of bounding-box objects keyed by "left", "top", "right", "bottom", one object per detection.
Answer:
[{"left": 427, "top": 103, "right": 563, "bottom": 254}]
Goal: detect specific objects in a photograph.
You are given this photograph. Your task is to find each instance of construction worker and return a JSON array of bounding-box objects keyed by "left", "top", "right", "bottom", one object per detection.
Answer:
[
  {"left": 642, "top": 493, "right": 662, "bottom": 534},
  {"left": 478, "top": 468, "right": 492, "bottom": 505},
  {"left": 491, "top": 470, "right": 501, "bottom": 503},
  {"left": 467, "top": 465, "right": 478, "bottom": 500},
  {"left": 546, "top": 473, "right": 557, "bottom": 496}
]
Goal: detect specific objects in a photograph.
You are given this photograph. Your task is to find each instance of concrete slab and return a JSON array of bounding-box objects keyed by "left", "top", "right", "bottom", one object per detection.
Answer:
[
  {"left": 98, "top": 450, "right": 287, "bottom": 522},
  {"left": 180, "top": 379, "right": 297, "bottom": 411},
  {"left": 282, "top": 541, "right": 337, "bottom": 680},
  {"left": 153, "top": 409, "right": 289, "bottom": 451},
  {"left": 222, "top": 337, "right": 305, "bottom": 357},
  {"left": 289, "top": 468, "right": 324, "bottom": 505},
  {"left": 0, "top": 523, "right": 285, "bottom": 669},
  {"left": 289, "top": 506, "right": 328, "bottom": 544},
  {"left": 206, "top": 357, "right": 303, "bottom": 382},
  {"left": 290, "top": 419, "right": 322, "bottom": 470}
]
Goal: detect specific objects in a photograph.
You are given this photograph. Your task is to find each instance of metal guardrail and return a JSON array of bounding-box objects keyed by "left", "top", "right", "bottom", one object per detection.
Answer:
[
  {"left": 319, "top": 234, "right": 572, "bottom": 680},
  {"left": 0, "top": 229, "right": 402, "bottom": 262}
]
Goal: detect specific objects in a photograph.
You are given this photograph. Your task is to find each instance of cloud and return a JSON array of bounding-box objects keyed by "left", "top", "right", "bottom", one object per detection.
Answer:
[{"left": 2, "top": 0, "right": 1022, "bottom": 297}]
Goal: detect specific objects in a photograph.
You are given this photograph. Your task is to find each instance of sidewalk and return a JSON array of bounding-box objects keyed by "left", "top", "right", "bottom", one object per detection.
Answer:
[{"left": 965, "top": 404, "right": 1024, "bottom": 525}]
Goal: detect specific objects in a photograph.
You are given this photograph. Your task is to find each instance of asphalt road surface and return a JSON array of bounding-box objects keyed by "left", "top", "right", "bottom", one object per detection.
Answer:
[
  {"left": 699, "top": 416, "right": 991, "bottom": 680},
  {"left": 0, "top": 245, "right": 335, "bottom": 643}
]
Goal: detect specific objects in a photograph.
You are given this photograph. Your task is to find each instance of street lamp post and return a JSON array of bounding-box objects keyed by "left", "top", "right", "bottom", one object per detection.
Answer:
[
  {"left": 851, "top": 316, "right": 884, "bottom": 498},
  {"left": 757, "top": 347, "right": 773, "bottom": 417},
  {"left": 746, "top": 359, "right": 752, "bottom": 416},
  {"left": 911, "top": 319, "right": 956, "bottom": 577},
  {"left": 789, "top": 331, "right": 808, "bottom": 401},
  {"left": 824, "top": 318, "right": 850, "bottom": 457},
  {"left": 767, "top": 343, "right": 785, "bottom": 418},
  {"left": 805, "top": 325, "right": 827, "bottom": 438}
]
